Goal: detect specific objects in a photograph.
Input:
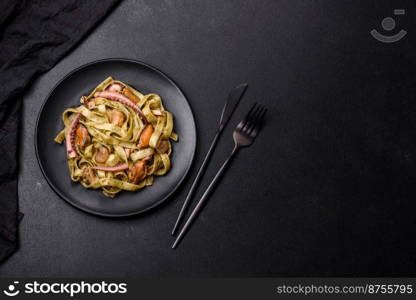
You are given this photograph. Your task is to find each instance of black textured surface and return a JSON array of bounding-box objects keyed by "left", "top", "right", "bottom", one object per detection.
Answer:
[{"left": 1, "top": 0, "right": 416, "bottom": 276}]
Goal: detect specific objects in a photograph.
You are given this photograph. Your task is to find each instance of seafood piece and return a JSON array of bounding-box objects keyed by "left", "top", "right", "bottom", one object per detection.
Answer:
[
  {"left": 95, "top": 146, "right": 109, "bottom": 163},
  {"left": 109, "top": 109, "right": 125, "bottom": 127},
  {"left": 123, "top": 88, "right": 140, "bottom": 104},
  {"left": 75, "top": 124, "right": 90, "bottom": 149},
  {"left": 128, "top": 160, "right": 146, "bottom": 184},
  {"left": 92, "top": 163, "right": 129, "bottom": 172},
  {"left": 157, "top": 140, "right": 170, "bottom": 154},
  {"left": 106, "top": 83, "right": 124, "bottom": 93},
  {"left": 94, "top": 91, "right": 147, "bottom": 123},
  {"left": 65, "top": 113, "right": 81, "bottom": 158},
  {"left": 138, "top": 124, "right": 153, "bottom": 148},
  {"left": 82, "top": 167, "right": 97, "bottom": 184}
]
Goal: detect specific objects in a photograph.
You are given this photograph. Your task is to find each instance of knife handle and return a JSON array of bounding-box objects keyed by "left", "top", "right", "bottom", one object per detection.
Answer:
[
  {"left": 171, "top": 128, "right": 222, "bottom": 235},
  {"left": 172, "top": 145, "right": 239, "bottom": 248}
]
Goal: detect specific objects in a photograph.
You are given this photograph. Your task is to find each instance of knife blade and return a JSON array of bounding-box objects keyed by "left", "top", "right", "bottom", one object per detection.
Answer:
[{"left": 219, "top": 83, "right": 248, "bottom": 129}]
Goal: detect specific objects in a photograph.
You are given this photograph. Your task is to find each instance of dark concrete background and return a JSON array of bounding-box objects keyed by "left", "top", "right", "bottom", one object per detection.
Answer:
[{"left": 1, "top": 0, "right": 416, "bottom": 277}]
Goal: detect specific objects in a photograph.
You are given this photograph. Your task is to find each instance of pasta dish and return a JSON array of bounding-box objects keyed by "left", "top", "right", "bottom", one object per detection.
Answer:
[{"left": 54, "top": 77, "right": 177, "bottom": 197}]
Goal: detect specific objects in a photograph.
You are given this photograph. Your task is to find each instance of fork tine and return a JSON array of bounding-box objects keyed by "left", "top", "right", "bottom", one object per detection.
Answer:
[
  {"left": 242, "top": 103, "right": 260, "bottom": 131},
  {"left": 237, "top": 103, "right": 257, "bottom": 130},
  {"left": 246, "top": 105, "right": 265, "bottom": 133},
  {"left": 250, "top": 108, "right": 267, "bottom": 137}
]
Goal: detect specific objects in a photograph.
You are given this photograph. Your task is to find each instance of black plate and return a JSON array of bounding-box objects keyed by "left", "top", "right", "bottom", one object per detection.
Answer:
[{"left": 35, "top": 59, "right": 196, "bottom": 217}]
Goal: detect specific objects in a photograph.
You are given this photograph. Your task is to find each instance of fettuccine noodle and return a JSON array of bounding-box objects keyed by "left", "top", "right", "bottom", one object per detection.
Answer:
[{"left": 54, "top": 77, "right": 177, "bottom": 197}]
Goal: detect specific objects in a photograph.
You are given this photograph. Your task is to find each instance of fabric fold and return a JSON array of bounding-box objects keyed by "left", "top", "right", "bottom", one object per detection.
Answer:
[{"left": 0, "top": 0, "right": 121, "bottom": 263}]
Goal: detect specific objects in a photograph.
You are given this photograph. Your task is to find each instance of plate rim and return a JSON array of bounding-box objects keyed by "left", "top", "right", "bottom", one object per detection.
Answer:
[{"left": 34, "top": 58, "right": 197, "bottom": 217}]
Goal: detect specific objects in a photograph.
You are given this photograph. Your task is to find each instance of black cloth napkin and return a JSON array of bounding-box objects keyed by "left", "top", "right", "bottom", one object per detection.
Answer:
[{"left": 0, "top": 0, "right": 120, "bottom": 263}]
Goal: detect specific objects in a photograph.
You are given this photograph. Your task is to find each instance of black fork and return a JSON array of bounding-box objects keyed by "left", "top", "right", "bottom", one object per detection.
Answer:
[{"left": 172, "top": 103, "right": 267, "bottom": 249}]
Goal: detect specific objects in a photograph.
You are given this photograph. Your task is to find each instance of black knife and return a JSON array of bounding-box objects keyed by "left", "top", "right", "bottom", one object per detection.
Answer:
[{"left": 171, "top": 83, "right": 248, "bottom": 235}]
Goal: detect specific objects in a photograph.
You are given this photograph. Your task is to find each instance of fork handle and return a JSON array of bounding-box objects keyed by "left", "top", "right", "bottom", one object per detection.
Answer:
[
  {"left": 171, "top": 129, "right": 223, "bottom": 235},
  {"left": 172, "top": 145, "right": 239, "bottom": 248}
]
